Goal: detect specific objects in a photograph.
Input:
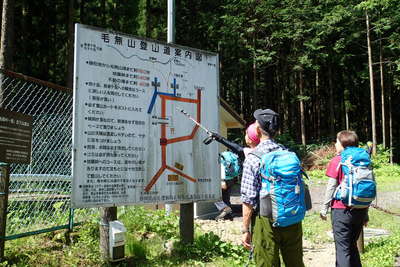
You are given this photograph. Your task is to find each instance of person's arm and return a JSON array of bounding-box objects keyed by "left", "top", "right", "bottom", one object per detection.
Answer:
[
  {"left": 240, "top": 155, "right": 260, "bottom": 250},
  {"left": 320, "top": 178, "right": 338, "bottom": 220},
  {"left": 320, "top": 156, "right": 341, "bottom": 220},
  {"left": 242, "top": 203, "right": 253, "bottom": 250},
  {"left": 210, "top": 132, "right": 245, "bottom": 160}
]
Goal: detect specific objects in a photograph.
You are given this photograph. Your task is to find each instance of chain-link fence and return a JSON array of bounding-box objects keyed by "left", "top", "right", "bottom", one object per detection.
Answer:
[{"left": 0, "top": 69, "right": 95, "bottom": 239}]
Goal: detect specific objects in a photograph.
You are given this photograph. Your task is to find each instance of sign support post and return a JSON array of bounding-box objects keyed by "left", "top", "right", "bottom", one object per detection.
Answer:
[
  {"left": 0, "top": 108, "right": 32, "bottom": 260},
  {"left": 0, "top": 163, "right": 9, "bottom": 261},
  {"left": 99, "top": 206, "right": 117, "bottom": 260},
  {"left": 167, "top": 0, "right": 194, "bottom": 244}
]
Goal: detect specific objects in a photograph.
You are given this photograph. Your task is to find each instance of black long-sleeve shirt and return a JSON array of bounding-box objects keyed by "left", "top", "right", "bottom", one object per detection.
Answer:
[{"left": 215, "top": 137, "right": 245, "bottom": 161}]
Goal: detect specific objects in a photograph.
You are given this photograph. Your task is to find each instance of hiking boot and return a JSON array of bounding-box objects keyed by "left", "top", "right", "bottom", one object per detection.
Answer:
[{"left": 215, "top": 207, "right": 233, "bottom": 221}]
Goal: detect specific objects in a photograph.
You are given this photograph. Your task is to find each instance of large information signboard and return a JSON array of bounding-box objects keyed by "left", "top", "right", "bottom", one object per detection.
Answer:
[{"left": 72, "top": 24, "right": 220, "bottom": 208}]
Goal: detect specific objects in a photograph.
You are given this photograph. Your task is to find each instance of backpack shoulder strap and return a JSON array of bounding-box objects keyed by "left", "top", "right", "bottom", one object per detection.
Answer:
[
  {"left": 301, "top": 169, "right": 310, "bottom": 180},
  {"left": 248, "top": 142, "right": 285, "bottom": 159},
  {"left": 248, "top": 150, "right": 264, "bottom": 159}
]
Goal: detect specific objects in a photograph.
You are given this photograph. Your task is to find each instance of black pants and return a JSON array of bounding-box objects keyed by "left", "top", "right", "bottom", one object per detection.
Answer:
[
  {"left": 331, "top": 208, "right": 368, "bottom": 267},
  {"left": 214, "top": 179, "right": 236, "bottom": 211}
]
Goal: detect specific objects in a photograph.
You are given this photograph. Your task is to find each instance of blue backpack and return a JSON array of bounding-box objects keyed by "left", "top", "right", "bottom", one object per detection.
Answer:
[
  {"left": 219, "top": 151, "right": 241, "bottom": 180},
  {"left": 252, "top": 149, "right": 307, "bottom": 227},
  {"left": 335, "top": 147, "right": 376, "bottom": 208}
]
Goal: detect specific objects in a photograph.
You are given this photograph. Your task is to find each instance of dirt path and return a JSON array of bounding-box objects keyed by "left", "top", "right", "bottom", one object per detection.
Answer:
[
  {"left": 196, "top": 218, "right": 336, "bottom": 266},
  {"left": 196, "top": 181, "right": 398, "bottom": 266}
]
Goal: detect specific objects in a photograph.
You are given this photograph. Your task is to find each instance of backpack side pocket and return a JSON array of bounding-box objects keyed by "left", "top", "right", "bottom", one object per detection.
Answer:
[{"left": 259, "top": 194, "right": 272, "bottom": 218}]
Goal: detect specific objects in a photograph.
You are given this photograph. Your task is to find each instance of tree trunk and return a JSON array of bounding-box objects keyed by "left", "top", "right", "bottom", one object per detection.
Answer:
[
  {"left": 101, "top": 0, "right": 106, "bottom": 26},
  {"left": 20, "top": 0, "right": 29, "bottom": 74},
  {"left": 328, "top": 66, "right": 335, "bottom": 138},
  {"left": 379, "top": 40, "right": 386, "bottom": 148},
  {"left": 0, "top": 0, "right": 15, "bottom": 106},
  {"left": 79, "top": 0, "right": 85, "bottom": 24},
  {"left": 0, "top": 165, "right": 9, "bottom": 260},
  {"left": 66, "top": 0, "right": 74, "bottom": 89},
  {"left": 344, "top": 84, "right": 350, "bottom": 130},
  {"left": 316, "top": 70, "right": 321, "bottom": 140},
  {"left": 281, "top": 59, "right": 289, "bottom": 133},
  {"left": 299, "top": 71, "right": 306, "bottom": 145},
  {"left": 252, "top": 34, "right": 257, "bottom": 111},
  {"left": 0, "top": 0, "right": 14, "bottom": 70},
  {"left": 388, "top": 73, "right": 393, "bottom": 164},
  {"left": 366, "top": 11, "right": 377, "bottom": 155}
]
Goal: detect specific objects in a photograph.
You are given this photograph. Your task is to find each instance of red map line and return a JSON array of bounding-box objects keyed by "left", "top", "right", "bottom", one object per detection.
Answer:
[{"left": 144, "top": 90, "right": 202, "bottom": 192}]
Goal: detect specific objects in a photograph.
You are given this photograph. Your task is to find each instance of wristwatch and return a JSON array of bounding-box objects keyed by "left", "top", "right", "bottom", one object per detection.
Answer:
[{"left": 241, "top": 228, "right": 250, "bottom": 234}]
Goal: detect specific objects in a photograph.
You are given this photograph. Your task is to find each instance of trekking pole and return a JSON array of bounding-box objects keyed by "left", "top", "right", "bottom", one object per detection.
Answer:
[
  {"left": 176, "top": 107, "right": 214, "bottom": 144},
  {"left": 245, "top": 245, "right": 254, "bottom": 267}
]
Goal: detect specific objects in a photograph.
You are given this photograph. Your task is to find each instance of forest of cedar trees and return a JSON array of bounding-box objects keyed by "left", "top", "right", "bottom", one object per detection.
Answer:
[{"left": 0, "top": 0, "right": 399, "bottom": 160}]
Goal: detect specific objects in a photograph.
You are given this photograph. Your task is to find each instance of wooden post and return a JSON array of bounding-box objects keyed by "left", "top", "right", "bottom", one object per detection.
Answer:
[
  {"left": 0, "top": 164, "right": 9, "bottom": 261},
  {"left": 357, "top": 227, "right": 364, "bottom": 253},
  {"left": 99, "top": 207, "right": 117, "bottom": 260},
  {"left": 179, "top": 203, "right": 193, "bottom": 244}
]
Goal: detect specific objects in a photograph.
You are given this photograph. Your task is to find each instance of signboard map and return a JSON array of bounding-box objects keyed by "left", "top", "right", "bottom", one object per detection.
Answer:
[{"left": 72, "top": 24, "right": 220, "bottom": 208}]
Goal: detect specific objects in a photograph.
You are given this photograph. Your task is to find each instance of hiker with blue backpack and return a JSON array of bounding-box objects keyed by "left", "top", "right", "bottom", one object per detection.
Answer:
[
  {"left": 211, "top": 122, "right": 261, "bottom": 220},
  {"left": 320, "top": 130, "right": 376, "bottom": 267},
  {"left": 241, "top": 108, "right": 307, "bottom": 267}
]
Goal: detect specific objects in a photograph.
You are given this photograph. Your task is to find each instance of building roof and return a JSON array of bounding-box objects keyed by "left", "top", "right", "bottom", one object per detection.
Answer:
[{"left": 219, "top": 98, "right": 246, "bottom": 128}]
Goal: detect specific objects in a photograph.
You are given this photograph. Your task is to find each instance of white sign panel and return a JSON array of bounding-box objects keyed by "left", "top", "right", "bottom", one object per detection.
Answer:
[{"left": 72, "top": 24, "right": 220, "bottom": 208}]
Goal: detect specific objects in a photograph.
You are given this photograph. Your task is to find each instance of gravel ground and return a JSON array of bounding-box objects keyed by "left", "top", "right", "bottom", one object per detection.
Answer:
[{"left": 195, "top": 181, "right": 399, "bottom": 266}]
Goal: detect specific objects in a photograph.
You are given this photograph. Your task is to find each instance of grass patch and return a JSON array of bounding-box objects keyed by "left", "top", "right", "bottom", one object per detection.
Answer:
[
  {"left": 307, "top": 163, "right": 400, "bottom": 192},
  {"left": 361, "top": 208, "right": 400, "bottom": 267},
  {"left": 307, "top": 169, "right": 326, "bottom": 182},
  {"left": 3, "top": 207, "right": 251, "bottom": 266},
  {"left": 373, "top": 164, "right": 400, "bottom": 192},
  {"left": 117, "top": 206, "right": 251, "bottom": 266},
  {"left": 303, "top": 211, "right": 333, "bottom": 244},
  {"left": 3, "top": 223, "right": 103, "bottom": 266}
]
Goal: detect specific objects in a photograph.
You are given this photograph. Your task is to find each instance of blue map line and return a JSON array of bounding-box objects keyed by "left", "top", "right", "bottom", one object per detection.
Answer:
[
  {"left": 147, "top": 77, "right": 178, "bottom": 114},
  {"left": 172, "top": 78, "right": 177, "bottom": 96}
]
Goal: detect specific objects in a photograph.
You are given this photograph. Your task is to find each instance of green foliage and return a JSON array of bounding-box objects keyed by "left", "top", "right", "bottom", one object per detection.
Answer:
[
  {"left": 307, "top": 169, "right": 326, "bottom": 181},
  {"left": 119, "top": 206, "right": 179, "bottom": 239},
  {"left": 362, "top": 232, "right": 400, "bottom": 267},
  {"left": 276, "top": 132, "right": 307, "bottom": 159},
  {"left": 5, "top": 0, "right": 400, "bottom": 151},
  {"left": 126, "top": 237, "right": 148, "bottom": 260},
  {"left": 372, "top": 164, "right": 400, "bottom": 194},
  {"left": 370, "top": 144, "right": 391, "bottom": 167},
  {"left": 118, "top": 206, "right": 250, "bottom": 265},
  {"left": 173, "top": 232, "right": 249, "bottom": 265},
  {"left": 3, "top": 202, "right": 400, "bottom": 266},
  {"left": 361, "top": 208, "right": 400, "bottom": 267}
]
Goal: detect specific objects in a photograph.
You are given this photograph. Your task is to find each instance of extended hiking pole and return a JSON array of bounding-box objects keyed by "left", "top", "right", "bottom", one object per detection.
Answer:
[
  {"left": 245, "top": 245, "right": 254, "bottom": 267},
  {"left": 176, "top": 107, "right": 214, "bottom": 144}
]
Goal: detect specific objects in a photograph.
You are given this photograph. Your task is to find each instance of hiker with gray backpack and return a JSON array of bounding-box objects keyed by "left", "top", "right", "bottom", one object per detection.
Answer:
[
  {"left": 241, "top": 108, "right": 309, "bottom": 267},
  {"left": 320, "top": 130, "right": 376, "bottom": 267}
]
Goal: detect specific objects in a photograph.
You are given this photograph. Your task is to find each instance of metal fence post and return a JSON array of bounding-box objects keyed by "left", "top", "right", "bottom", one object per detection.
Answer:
[
  {"left": 0, "top": 163, "right": 9, "bottom": 261},
  {"left": 64, "top": 207, "right": 74, "bottom": 245}
]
